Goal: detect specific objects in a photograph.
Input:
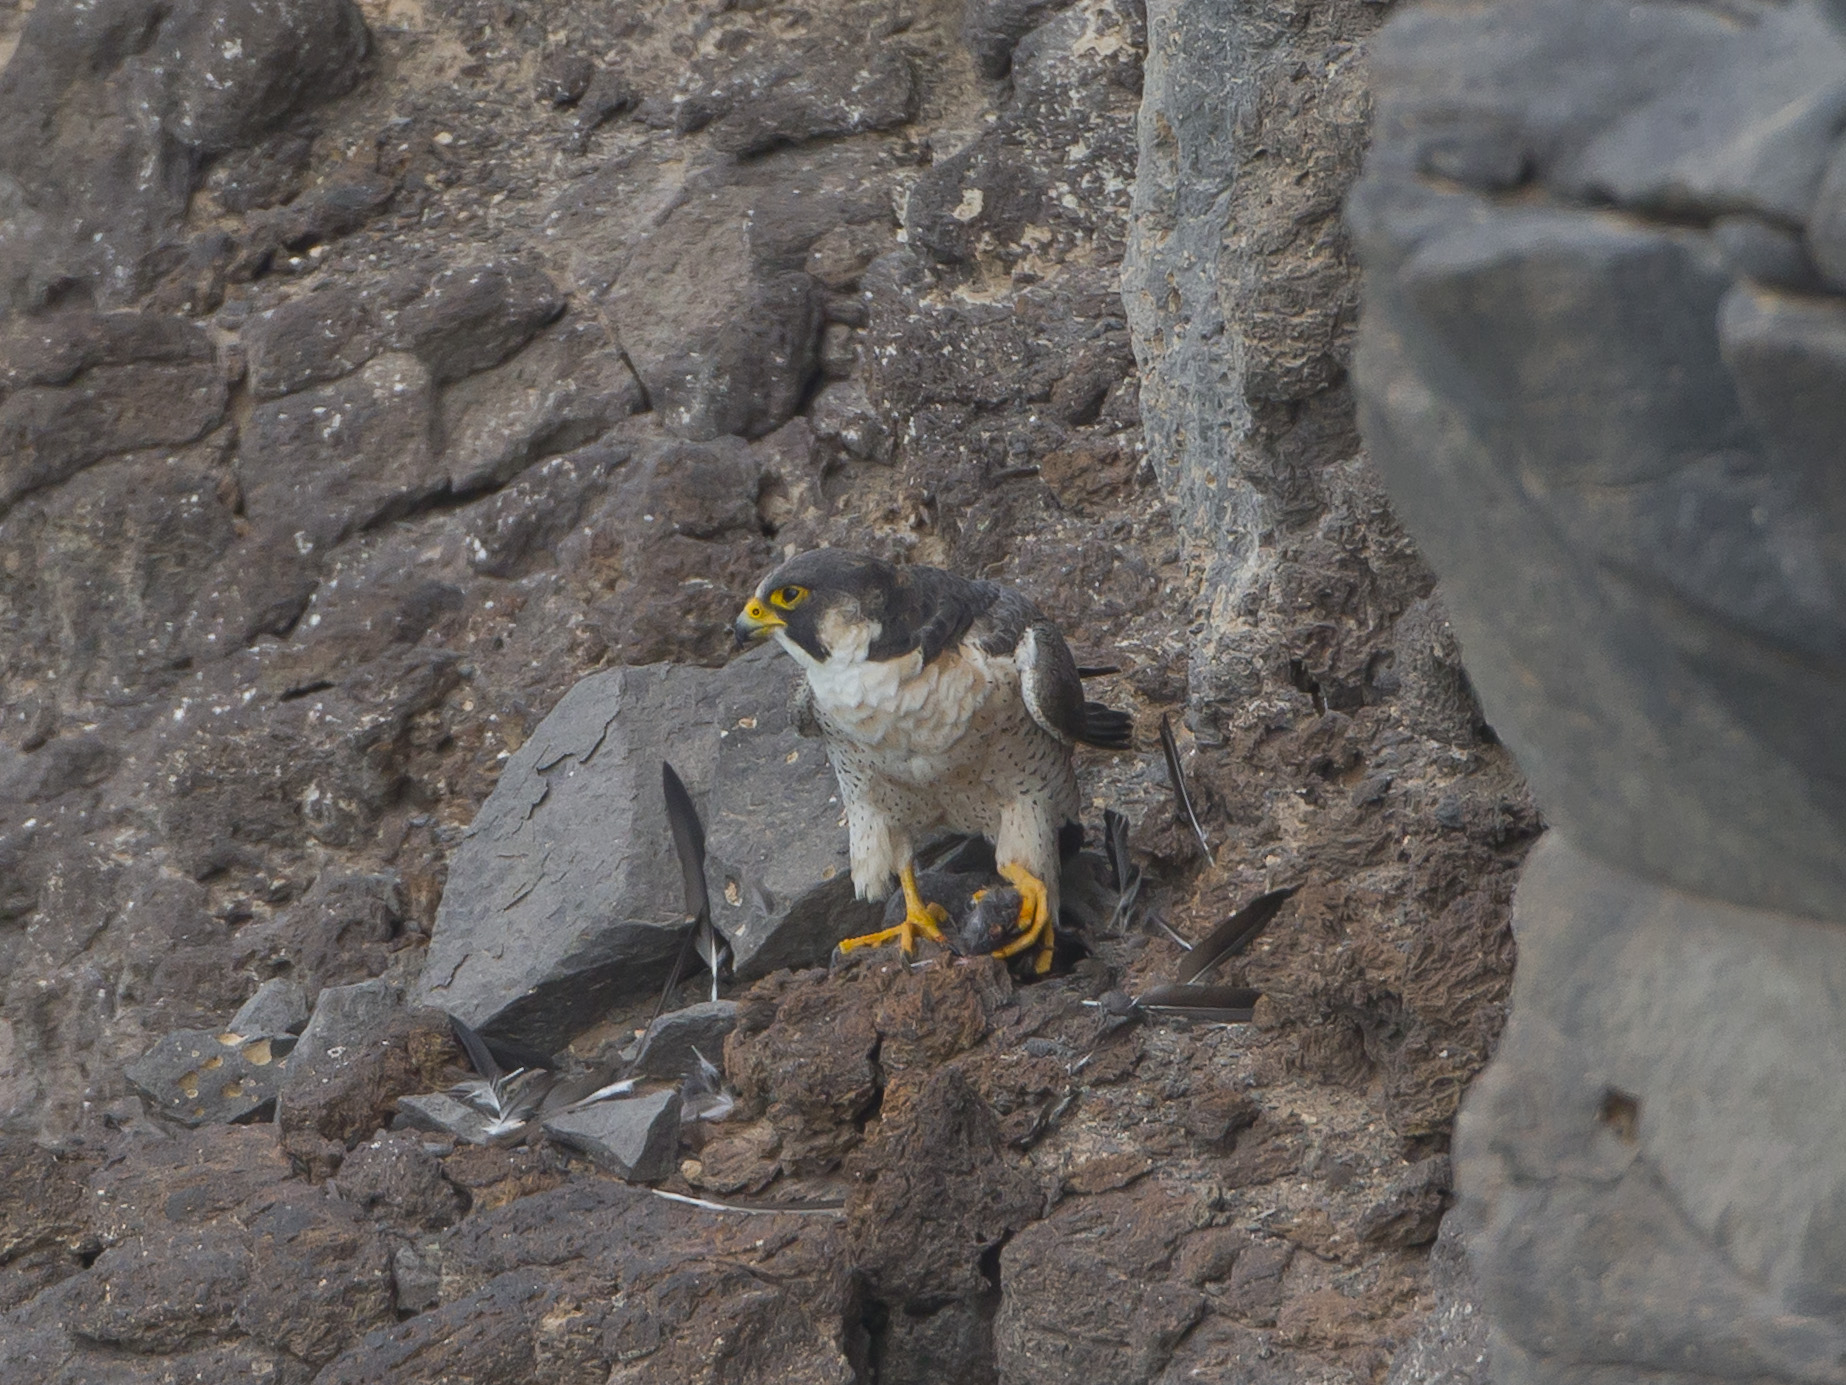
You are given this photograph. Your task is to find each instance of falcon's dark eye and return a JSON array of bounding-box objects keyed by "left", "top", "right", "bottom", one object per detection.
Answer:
[{"left": 770, "top": 585, "right": 809, "bottom": 610}]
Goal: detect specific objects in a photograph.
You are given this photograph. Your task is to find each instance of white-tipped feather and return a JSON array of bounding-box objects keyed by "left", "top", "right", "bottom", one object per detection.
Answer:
[
  {"left": 680, "top": 1046, "right": 736, "bottom": 1123},
  {"left": 557, "top": 1076, "right": 640, "bottom": 1113},
  {"left": 449, "top": 1067, "right": 551, "bottom": 1136}
]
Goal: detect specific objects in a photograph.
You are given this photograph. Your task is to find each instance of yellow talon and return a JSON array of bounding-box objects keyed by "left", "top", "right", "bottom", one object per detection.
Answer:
[
  {"left": 838, "top": 863, "right": 948, "bottom": 957},
  {"left": 989, "top": 862, "right": 1054, "bottom": 974},
  {"left": 836, "top": 924, "right": 905, "bottom": 955}
]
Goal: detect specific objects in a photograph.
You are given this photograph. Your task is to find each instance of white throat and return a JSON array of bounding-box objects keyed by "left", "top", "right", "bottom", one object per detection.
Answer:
[{"left": 775, "top": 614, "right": 927, "bottom": 720}]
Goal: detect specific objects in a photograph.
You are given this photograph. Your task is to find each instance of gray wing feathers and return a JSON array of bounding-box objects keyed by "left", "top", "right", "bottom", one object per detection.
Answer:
[
  {"left": 873, "top": 567, "right": 1001, "bottom": 664},
  {"left": 1015, "top": 620, "right": 1090, "bottom": 745},
  {"left": 973, "top": 587, "right": 1036, "bottom": 660},
  {"left": 983, "top": 591, "right": 1134, "bottom": 749}
]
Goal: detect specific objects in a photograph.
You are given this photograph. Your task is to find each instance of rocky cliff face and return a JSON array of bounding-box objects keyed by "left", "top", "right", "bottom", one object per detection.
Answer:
[
  {"left": 0, "top": 0, "right": 1529, "bottom": 1377},
  {"left": 1353, "top": 0, "right": 1846, "bottom": 1378}
]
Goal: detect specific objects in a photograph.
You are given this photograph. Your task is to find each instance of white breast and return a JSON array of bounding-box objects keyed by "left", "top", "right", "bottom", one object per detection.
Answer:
[{"left": 776, "top": 622, "right": 1018, "bottom": 772}]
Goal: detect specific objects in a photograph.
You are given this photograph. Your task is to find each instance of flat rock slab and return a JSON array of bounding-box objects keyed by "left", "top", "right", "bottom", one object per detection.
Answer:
[
  {"left": 229, "top": 978, "right": 309, "bottom": 1038},
  {"left": 416, "top": 661, "right": 735, "bottom": 1047},
  {"left": 543, "top": 1089, "right": 681, "bottom": 1182},
  {"left": 126, "top": 1030, "right": 292, "bottom": 1126},
  {"left": 416, "top": 646, "right": 866, "bottom": 1049},
  {"left": 1458, "top": 835, "right": 1846, "bottom": 1380},
  {"left": 629, "top": 1001, "right": 738, "bottom": 1080},
  {"left": 394, "top": 1093, "right": 502, "bottom": 1146}
]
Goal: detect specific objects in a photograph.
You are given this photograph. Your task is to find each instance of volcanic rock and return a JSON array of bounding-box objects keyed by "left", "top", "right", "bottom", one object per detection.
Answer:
[
  {"left": 628, "top": 1001, "right": 740, "bottom": 1080},
  {"left": 125, "top": 1030, "right": 292, "bottom": 1127},
  {"left": 229, "top": 980, "right": 310, "bottom": 1040},
  {"left": 542, "top": 1090, "right": 681, "bottom": 1182}
]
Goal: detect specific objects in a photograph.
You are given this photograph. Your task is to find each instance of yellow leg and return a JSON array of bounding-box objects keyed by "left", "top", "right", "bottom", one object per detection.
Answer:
[
  {"left": 989, "top": 862, "right": 1054, "bottom": 974},
  {"left": 837, "top": 864, "right": 949, "bottom": 957}
]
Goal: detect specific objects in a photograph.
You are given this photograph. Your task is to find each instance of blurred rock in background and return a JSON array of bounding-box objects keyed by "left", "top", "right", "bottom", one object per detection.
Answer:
[
  {"left": 1354, "top": 0, "right": 1846, "bottom": 1377},
  {"left": 0, "top": 0, "right": 1537, "bottom": 1375}
]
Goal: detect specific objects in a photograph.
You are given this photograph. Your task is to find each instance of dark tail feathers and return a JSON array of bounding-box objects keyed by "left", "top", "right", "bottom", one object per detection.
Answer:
[{"left": 1078, "top": 701, "right": 1134, "bottom": 750}]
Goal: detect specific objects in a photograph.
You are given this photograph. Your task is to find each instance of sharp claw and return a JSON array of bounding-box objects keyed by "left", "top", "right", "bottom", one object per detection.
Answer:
[
  {"left": 990, "top": 863, "right": 1054, "bottom": 970},
  {"left": 838, "top": 924, "right": 906, "bottom": 955},
  {"left": 915, "top": 902, "right": 950, "bottom": 944},
  {"left": 839, "top": 901, "right": 947, "bottom": 959}
]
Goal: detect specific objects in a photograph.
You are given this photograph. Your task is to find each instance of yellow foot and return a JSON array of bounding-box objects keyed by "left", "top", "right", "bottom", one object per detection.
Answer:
[
  {"left": 989, "top": 862, "right": 1054, "bottom": 974},
  {"left": 838, "top": 864, "right": 949, "bottom": 958}
]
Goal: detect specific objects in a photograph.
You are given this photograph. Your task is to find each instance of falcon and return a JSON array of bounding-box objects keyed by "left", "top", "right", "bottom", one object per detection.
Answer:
[{"left": 733, "top": 550, "right": 1132, "bottom": 973}]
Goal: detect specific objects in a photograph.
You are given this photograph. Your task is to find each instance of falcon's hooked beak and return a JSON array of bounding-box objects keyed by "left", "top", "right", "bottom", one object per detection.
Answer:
[{"left": 733, "top": 597, "right": 785, "bottom": 648}]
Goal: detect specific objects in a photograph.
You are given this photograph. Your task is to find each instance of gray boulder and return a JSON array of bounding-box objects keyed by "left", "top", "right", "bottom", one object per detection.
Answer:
[
  {"left": 1460, "top": 838, "right": 1846, "bottom": 1381},
  {"left": 295, "top": 980, "right": 404, "bottom": 1066},
  {"left": 705, "top": 661, "right": 882, "bottom": 979},
  {"left": 228, "top": 979, "right": 310, "bottom": 1039},
  {"left": 1351, "top": 0, "right": 1846, "bottom": 926},
  {"left": 628, "top": 1001, "right": 739, "bottom": 1080},
  {"left": 543, "top": 1089, "right": 681, "bottom": 1182},
  {"left": 414, "top": 662, "right": 729, "bottom": 1048},
  {"left": 416, "top": 646, "right": 864, "bottom": 1049},
  {"left": 391, "top": 1243, "right": 442, "bottom": 1314}
]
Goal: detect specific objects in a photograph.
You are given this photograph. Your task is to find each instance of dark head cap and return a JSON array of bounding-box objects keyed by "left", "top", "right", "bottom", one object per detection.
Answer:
[{"left": 733, "top": 550, "right": 900, "bottom": 660}]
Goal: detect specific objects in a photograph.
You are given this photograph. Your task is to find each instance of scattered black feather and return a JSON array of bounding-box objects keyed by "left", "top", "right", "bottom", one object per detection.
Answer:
[
  {"left": 1104, "top": 874, "right": 1143, "bottom": 937},
  {"left": 1174, "top": 886, "right": 1298, "bottom": 985},
  {"left": 449, "top": 1014, "right": 502, "bottom": 1081},
  {"left": 659, "top": 761, "right": 731, "bottom": 1010},
  {"left": 1158, "top": 714, "right": 1211, "bottom": 857},
  {"left": 680, "top": 1046, "right": 736, "bottom": 1122},
  {"left": 1134, "top": 983, "right": 1261, "bottom": 1022},
  {"left": 693, "top": 924, "right": 728, "bottom": 1003},
  {"left": 661, "top": 762, "right": 709, "bottom": 925},
  {"left": 1146, "top": 910, "right": 1193, "bottom": 952},
  {"left": 1100, "top": 809, "right": 1141, "bottom": 934},
  {"left": 1103, "top": 809, "right": 1133, "bottom": 892},
  {"left": 447, "top": 1014, "right": 553, "bottom": 1136},
  {"left": 546, "top": 1070, "right": 638, "bottom": 1113},
  {"left": 1076, "top": 664, "right": 1121, "bottom": 679},
  {"left": 1079, "top": 701, "right": 1135, "bottom": 750}
]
